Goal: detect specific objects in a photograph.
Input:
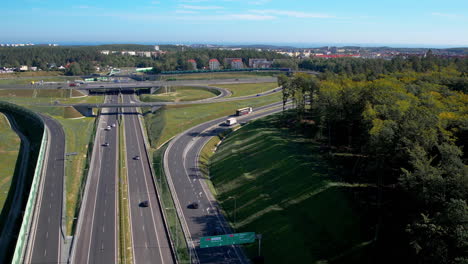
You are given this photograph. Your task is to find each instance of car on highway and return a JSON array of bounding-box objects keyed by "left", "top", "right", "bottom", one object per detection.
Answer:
[
  {"left": 133, "top": 155, "right": 140, "bottom": 160},
  {"left": 102, "top": 142, "right": 109, "bottom": 147},
  {"left": 139, "top": 201, "right": 149, "bottom": 207},
  {"left": 105, "top": 125, "right": 111, "bottom": 131},
  {"left": 111, "top": 123, "right": 116, "bottom": 127},
  {"left": 188, "top": 202, "right": 199, "bottom": 209}
]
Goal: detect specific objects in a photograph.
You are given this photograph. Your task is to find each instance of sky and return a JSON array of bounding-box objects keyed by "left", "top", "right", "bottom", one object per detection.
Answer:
[{"left": 1, "top": 0, "right": 468, "bottom": 47}]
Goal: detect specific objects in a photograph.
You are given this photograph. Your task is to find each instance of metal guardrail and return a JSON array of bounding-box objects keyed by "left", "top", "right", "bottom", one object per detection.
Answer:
[{"left": 11, "top": 126, "right": 47, "bottom": 263}]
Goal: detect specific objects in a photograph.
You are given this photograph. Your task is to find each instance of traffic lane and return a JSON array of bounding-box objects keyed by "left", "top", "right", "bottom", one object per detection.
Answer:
[
  {"left": 167, "top": 128, "right": 243, "bottom": 264},
  {"left": 125, "top": 111, "right": 165, "bottom": 264},
  {"left": 123, "top": 98, "right": 174, "bottom": 264},
  {"left": 166, "top": 103, "right": 286, "bottom": 263},
  {"left": 74, "top": 96, "right": 118, "bottom": 264},
  {"left": 30, "top": 115, "right": 65, "bottom": 263},
  {"left": 88, "top": 105, "right": 118, "bottom": 263},
  {"left": 72, "top": 95, "right": 112, "bottom": 264}
]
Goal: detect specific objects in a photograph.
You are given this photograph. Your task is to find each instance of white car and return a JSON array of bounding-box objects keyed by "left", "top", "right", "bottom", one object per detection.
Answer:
[
  {"left": 111, "top": 123, "right": 116, "bottom": 127},
  {"left": 105, "top": 126, "right": 111, "bottom": 131}
]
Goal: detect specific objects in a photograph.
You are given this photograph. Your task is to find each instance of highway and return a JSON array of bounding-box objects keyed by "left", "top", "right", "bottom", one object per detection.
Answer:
[
  {"left": 26, "top": 115, "right": 65, "bottom": 263},
  {"left": 122, "top": 93, "right": 175, "bottom": 264},
  {"left": 71, "top": 94, "right": 119, "bottom": 264},
  {"left": 0, "top": 77, "right": 277, "bottom": 90},
  {"left": 58, "top": 85, "right": 281, "bottom": 108},
  {"left": 164, "top": 101, "right": 285, "bottom": 263}
]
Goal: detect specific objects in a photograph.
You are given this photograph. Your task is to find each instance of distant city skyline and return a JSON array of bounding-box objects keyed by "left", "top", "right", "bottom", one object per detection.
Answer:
[{"left": 2, "top": 0, "right": 467, "bottom": 47}]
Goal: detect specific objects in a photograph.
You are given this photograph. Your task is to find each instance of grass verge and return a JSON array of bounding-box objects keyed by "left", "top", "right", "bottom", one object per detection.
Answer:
[
  {"left": 151, "top": 144, "right": 190, "bottom": 263},
  {"left": 119, "top": 114, "right": 133, "bottom": 264},
  {"left": 0, "top": 114, "right": 20, "bottom": 215},
  {"left": 209, "top": 114, "right": 377, "bottom": 264},
  {"left": 140, "top": 86, "right": 217, "bottom": 102},
  {"left": 59, "top": 117, "right": 97, "bottom": 234},
  {"left": 212, "top": 82, "right": 278, "bottom": 97},
  {"left": 144, "top": 92, "right": 282, "bottom": 148}
]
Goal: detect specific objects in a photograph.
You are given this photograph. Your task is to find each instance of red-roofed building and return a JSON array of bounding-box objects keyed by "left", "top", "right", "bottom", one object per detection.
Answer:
[
  {"left": 209, "top": 59, "right": 220, "bottom": 70},
  {"left": 230, "top": 59, "right": 243, "bottom": 69},
  {"left": 187, "top": 59, "right": 197, "bottom": 70}
]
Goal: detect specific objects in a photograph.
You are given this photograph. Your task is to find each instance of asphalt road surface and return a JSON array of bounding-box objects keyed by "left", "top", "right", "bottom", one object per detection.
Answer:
[
  {"left": 122, "top": 94, "right": 175, "bottom": 264},
  {"left": 71, "top": 95, "right": 119, "bottom": 264},
  {"left": 26, "top": 115, "right": 65, "bottom": 263},
  {"left": 164, "top": 102, "right": 285, "bottom": 263},
  {"left": 0, "top": 77, "right": 277, "bottom": 90},
  {"left": 60, "top": 85, "right": 281, "bottom": 108}
]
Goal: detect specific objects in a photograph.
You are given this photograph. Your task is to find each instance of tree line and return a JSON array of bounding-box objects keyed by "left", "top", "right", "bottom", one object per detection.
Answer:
[{"left": 278, "top": 63, "right": 467, "bottom": 263}]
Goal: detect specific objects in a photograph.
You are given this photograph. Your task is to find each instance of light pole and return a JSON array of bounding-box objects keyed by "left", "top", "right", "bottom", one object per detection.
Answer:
[{"left": 228, "top": 196, "right": 237, "bottom": 229}]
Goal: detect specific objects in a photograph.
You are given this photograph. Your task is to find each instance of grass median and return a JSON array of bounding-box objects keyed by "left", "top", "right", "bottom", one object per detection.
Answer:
[
  {"left": 119, "top": 114, "right": 133, "bottom": 264},
  {"left": 211, "top": 82, "right": 278, "bottom": 97},
  {"left": 140, "top": 86, "right": 217, "bottom": 102},
  {"left": 151, "top": 144, "right": 190, "bottom": 263}
]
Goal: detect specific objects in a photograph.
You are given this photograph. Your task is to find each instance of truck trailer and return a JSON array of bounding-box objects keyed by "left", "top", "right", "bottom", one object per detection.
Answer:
[{"left": 236, "top": 107, "right": 252, "bottom": 116}]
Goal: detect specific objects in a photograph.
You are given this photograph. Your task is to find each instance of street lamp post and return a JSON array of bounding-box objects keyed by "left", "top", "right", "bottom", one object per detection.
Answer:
[{"left": 228, "top": 196, "right": 237, "bottom": 229}]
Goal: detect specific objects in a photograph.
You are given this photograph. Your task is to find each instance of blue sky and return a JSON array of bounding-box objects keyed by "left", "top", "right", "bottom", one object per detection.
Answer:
[{"left": 2, "top": 0, "right": 468, "bottom": 47}]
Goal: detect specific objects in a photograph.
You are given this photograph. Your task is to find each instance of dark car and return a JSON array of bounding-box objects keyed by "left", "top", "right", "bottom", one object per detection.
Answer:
[
  {"left": 133, "top": 155, "right": 140, "bottom": 160},
  {"left": 102, "top": 142, "right": 109, "bottom": 147},
  {"left": 188, "top": 202, "right": 199, "bottom": 209},
  {"left": 139, "top": 201, "right": 149, "bottom": 207}
]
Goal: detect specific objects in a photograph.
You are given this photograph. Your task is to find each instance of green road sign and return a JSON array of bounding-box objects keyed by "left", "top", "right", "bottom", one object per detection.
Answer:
[{"left": 200, "top": 232, "right": 256, "bottom": 248}]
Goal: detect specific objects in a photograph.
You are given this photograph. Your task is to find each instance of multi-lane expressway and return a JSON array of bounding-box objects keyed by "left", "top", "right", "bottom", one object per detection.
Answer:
[{"left": 20, "top": 78, "right": 284, "bottom": 263}]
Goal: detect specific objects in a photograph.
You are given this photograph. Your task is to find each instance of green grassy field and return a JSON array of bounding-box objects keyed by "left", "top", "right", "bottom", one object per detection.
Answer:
[
  {"left": 162, "top": 72, "right": 279, "bottom": 81},
  {"left": 0, "top": 71, "right": 65, "bottom": 79},
  {"left": 0, "top": 114, "right": 20, "bottom": 214},
  {"left": 0, "top": 76, "right": 75, "bottom": 85},
  {"left": 0, "top": 90, "right": 102, "bottom": 118},
  {"left": 208, "top": 114, "right": 376, "bottom": 264},
  {"left": 212, "top": 82, "right": 278, "bottom": 97},
  {"left": 144, "top": 92, "right": 282, "bottom": 148},
  {"left": 140, "top": 86, "right": 217, "bottom": 102},
  {"left": 58, "top": 117, "right": 96, "bottom": 234}
]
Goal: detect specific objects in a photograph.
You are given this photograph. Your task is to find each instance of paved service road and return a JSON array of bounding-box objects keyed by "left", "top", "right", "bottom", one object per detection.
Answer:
[
  {"left": 165, "top": 102, "right": 285, "bottom": 263},
  {"left": 26, "top": 115, "right": 65, "bottom": 263},
  {"left": 0, "top": 77, "right": 277, "bottom": 90},
  {"left": 72, "top": 94, "right": 119, "bottom": 264},
  {"left": 122, "top": 94, "right": 175, "bottom": 264}
]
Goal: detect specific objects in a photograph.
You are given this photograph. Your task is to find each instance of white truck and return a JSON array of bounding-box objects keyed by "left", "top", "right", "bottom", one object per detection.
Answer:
[{"left": 225, "top": 118, "right": 237, "bottom": 126}]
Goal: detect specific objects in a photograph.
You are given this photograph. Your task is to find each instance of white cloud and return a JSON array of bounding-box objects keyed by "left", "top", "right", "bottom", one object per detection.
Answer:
[
  {"left": 250, "top": 9, "right": 334, "bottom": 18},
  {"left": 175, "top": 10, "right": 199, "bottom": 14},
  {"left": 249, "top": 0, "right": 271, "bottom": 5},
  {"left": 173, "top": 14, "right": 275, "bottom": 21},
  {"left": 431, "top": 12, "right": 464, "bottom": 18},
  {"left": 180, "top": 5, "right": 224, "bottom": 10}
]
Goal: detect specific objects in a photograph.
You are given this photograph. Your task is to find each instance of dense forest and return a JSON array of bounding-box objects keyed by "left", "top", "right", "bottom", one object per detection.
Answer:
[{"left": 278, "top": 60, "right": 467, "bottom": 263}]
